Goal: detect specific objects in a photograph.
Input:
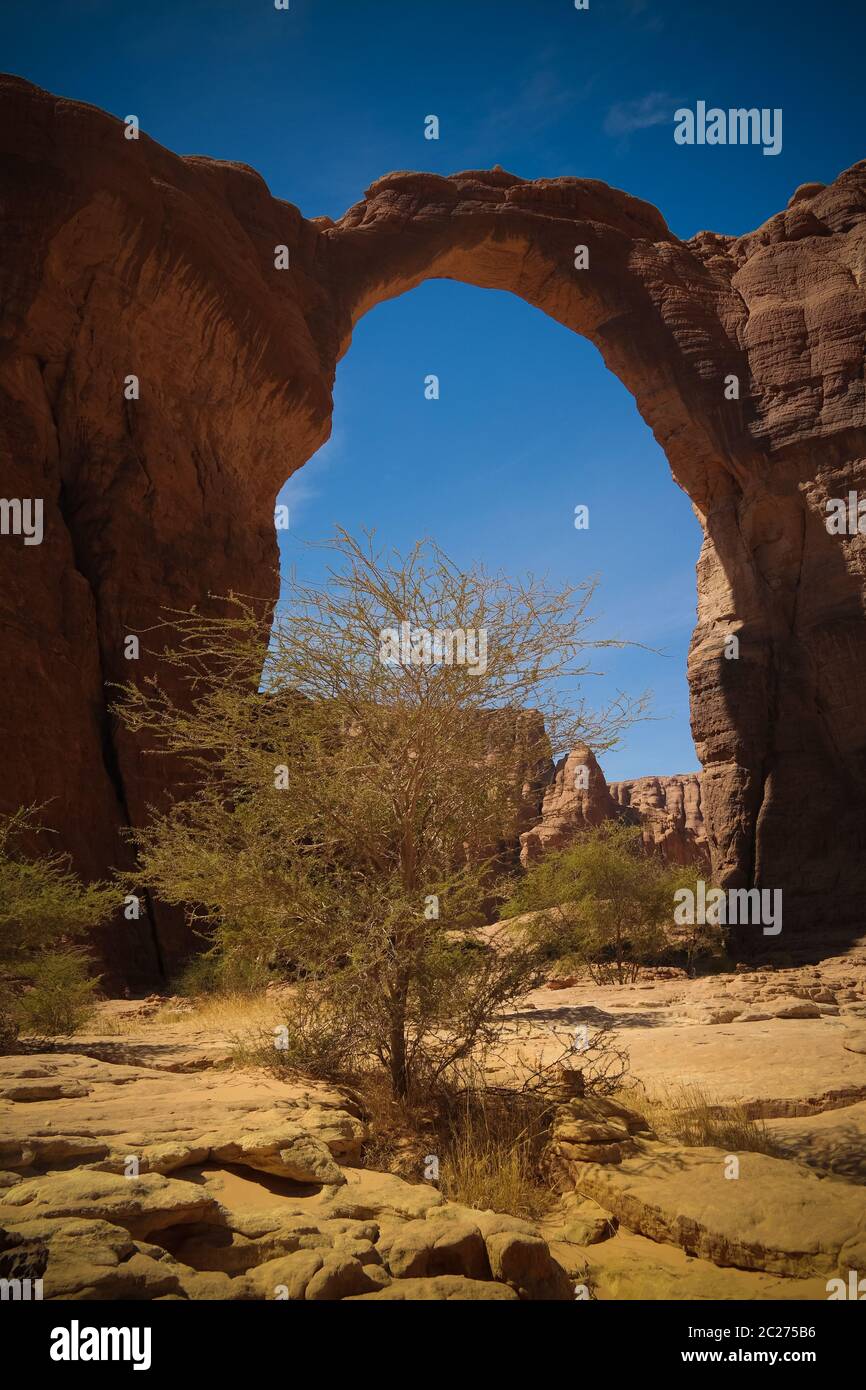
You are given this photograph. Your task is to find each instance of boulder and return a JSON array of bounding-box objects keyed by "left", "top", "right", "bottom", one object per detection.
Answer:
[{"left": 0, "top": 1170, "right": 221, "bottom": 1240}]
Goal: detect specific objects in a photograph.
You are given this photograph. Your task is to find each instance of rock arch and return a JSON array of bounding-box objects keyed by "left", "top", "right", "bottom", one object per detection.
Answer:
[{"left": 1, "top": 75, "right": 865, "bottom": 980}]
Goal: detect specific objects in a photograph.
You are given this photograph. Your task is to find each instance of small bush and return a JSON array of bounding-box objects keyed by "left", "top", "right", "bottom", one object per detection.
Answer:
[
  {"left": 171, "top": 952, "right": 271, "bottom": 998},
  {"left": 0, "top": 988, "right": 20, "bottom": 1053},
  {"left": 505, "top": 823, "right": 705, "bottom": 984},
  {"left": 0, "top": 805, "right": 113, "bottom": 1051},
  {"left": 233, "top": 986, "right": 364, "bottom": 1080},
  {"left": 347, "top": 1062, "right": 557, "bottom": 1218},
  {"left": 17, "top": 951, "right": 99, "bottom": 1037}
]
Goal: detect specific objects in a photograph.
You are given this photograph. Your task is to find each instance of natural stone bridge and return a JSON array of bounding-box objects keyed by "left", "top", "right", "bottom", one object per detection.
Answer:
[{"left": 1, "top": 74, "right": 865, "bottom": 982}]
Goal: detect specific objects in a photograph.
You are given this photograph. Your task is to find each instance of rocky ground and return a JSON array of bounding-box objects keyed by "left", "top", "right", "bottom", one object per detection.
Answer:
[{"left": 1, "top": 947, "right": 865, "bottom": 1301}]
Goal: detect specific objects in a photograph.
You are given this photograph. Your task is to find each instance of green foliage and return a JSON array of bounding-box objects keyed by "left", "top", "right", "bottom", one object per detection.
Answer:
[
  {"left": 666, "top": 865, "right": 729, "bottom": 974},
  {"left": 0, "top": 996, "right": 18, "bottom": 1054},
  {"left": 0, "top": 806, "right": 113, "bottom": 1049},
  {"left": 505, "top": 821, "right": 703, "bottom": 983},
  {"left": 235, "top": 987, "right": 364, "bottom": 1081},
  {"left": 0, "top": 806, "right": 116, "bottom": 959},
  {"left": 16, "top": 950, "right": 99, "bottom": 1037},
  {"left": 171, "top": 951, "right": 271, "bottom": 998}
]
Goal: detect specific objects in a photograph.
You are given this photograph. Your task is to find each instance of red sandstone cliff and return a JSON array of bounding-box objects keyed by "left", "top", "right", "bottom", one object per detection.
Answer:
[
  {"left": 1, "top": 74, "right": 865, "bottom": 977},
  {"left": 519, "top": 745, "right": 617, "bottom": 863}
]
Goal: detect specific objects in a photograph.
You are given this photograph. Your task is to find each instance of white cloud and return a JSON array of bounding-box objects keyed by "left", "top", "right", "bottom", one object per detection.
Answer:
[
  {"left": 603, "top": 91, "right": 672, "bottom": 138},
  {"left": 275, "top": 428, "right": 343, "bottom": 524}
]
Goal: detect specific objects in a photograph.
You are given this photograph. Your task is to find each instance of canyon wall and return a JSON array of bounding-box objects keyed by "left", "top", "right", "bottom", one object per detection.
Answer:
[{"left": 1, "top": 75, "right": 865, "bottom": 979}]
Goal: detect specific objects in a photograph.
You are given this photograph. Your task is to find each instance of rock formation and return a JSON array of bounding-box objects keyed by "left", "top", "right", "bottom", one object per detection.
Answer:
[
  {"left": 519, "top": 743, "right": 620, "bottom": 862},
  {"left": 519, "top": 745, "right": 708, "bottom": 866},
  {"left": 609, "top": 772, "right": 708, "bottom": 865},
  {"left": 0, "top": 1036, "right": 573, "bottom": 1301},
  {"left": 2, "top": 951, "right": 864, "bottom": 1300},
  {"left": 2, "top": 73, "right": 866, "bottom": 980}
]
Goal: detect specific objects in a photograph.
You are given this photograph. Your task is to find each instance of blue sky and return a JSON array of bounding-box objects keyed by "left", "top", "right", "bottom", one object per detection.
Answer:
[{"left": 4, "top": 0, "right": 864, "bottom": 777}]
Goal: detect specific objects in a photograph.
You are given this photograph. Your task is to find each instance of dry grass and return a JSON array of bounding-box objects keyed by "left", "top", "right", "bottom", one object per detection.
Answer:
[
  {"left": 90, "top": 990, "right": 285, "bottom": 1037},
  {"left": 349, "top": 1069, "right": 439, "bottom": 1178},
  {"left": 88, "top": 988, "right": 575, "bottom": 1222},
  {"left": 436, "top": 1082, "right": 557, "bottom": 1221},
  {"left": 348, "top": 1073, "right": 556, "bottom": 1221},
  {"left": 618, "top": 1079, "right": 782, "bottom": 1156},
  {"left": 439, "top": 1124, "right": 554, "bottom": 1221},
  {"left": 167, "top": 990, "right": 285, "bottom": 1033},
  {"left": 232, "top": 1034, "right": 559, "bottom": 1222}
]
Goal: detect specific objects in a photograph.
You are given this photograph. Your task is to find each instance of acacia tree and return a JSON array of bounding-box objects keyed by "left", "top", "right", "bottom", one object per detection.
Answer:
[{"left": 115, "top": 530, "right": 646, "bottom": 1099}]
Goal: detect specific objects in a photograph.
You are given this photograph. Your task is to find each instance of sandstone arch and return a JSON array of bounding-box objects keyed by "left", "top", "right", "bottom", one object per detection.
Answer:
[{"left": 1, "top": 75, "right": 865, "bottom": 981}]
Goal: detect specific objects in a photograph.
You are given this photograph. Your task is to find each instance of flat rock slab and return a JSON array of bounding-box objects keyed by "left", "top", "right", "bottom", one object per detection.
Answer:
[
  {"left": 556, "top": 1227, "right": 831, "bottom": 1301},
  {"left": 0, "top": 1051, "right": 366, "bottom": 1179},
  {"left": 504, "top": 1008, "right": 866, "bottom": 1116},
  {"left": 571, "top": 1140, "right": 866, "bottom": 1277},
  {"left": 40, "top": 1030, "right": 235, "bottom": 1072},
  {"left": 620, "top": 1020, "right": 866, "bottom": 1117},
  {"left": 501, "top": 950, "right": 866, "bottom": 1117},
  {"left": 347, "top": 1275, "right": 519, "bottom": 1300},
  {"left": 0, "top": 1170, "right": 221, "bottom": 1240},
  {"left": 765, "top": 1101, "right": 866, "bottom": 1182}
]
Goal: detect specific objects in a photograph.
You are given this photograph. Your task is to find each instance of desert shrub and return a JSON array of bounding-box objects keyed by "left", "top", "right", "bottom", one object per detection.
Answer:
[
  {"left": 234, "top": 985, "right": 365, "bottom": 1080},
  {"left": 357, "top": 1023, "right": 628, "bottom": 1216},
  {"left": 0, "top": 995, "right": 20, "bottom": 1054},
  {"left": 670, "top": 887, "right": 729, "bottom": 976},
  {"left": 171, "top": 951, "right": 270, "bottom": 998},
  {"left": 16, "top": 950, "right": 99, "bottom": 1037},
  {"left": 438, "top": 1094, "right": 555, "bottom": 1220},
  {"left": 505, "top": 822, "right": 703, "bottom": 984},
  {"left": 0, "top": 806, "right": 114, "bottom": 1049}
]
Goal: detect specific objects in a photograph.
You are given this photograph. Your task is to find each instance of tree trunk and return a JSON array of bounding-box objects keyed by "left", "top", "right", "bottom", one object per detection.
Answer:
[{"left": 389, "top": 1013, "right": 409, "bottom": 1100}]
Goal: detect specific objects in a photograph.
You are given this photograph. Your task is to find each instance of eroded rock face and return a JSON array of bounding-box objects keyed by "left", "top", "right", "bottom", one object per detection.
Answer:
[
  {"left": 518, "top": 744, "right": 708, "bottom": 866},
  {"left": 609, "top": 773, "right": 708, "bottom": 866},
  {"left": 2, "top": 74, "right": 866, "bottom": 979},
  {"left": 0, "top": 1048, "right": 366, "bottom": 1178},
  {"left": 0, "top": 1042, "right": 573, "bottom": 1301},
  {"left": 519, "top": 744, "right": 619, "bottom": 863}
]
